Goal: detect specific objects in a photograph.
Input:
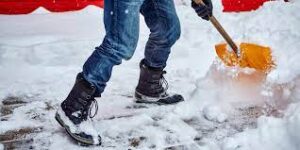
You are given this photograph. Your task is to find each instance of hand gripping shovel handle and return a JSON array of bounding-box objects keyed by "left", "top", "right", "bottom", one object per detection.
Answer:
[{"left": 194, "top": 0, "right": 239, "bottom": 55}]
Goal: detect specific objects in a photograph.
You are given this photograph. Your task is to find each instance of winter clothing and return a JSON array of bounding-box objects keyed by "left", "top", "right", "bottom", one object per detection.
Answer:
[
  {"left": 191, "top": 0, "right": 213, "bottom": 21},
  {"left": 82, "top": 0, "right": 181, "bottom": 96},
  {"left": 55, "top": 73, "right": 101, "bottom": 145},
  {"left": 135, "top": 59, "right": 184, "bottom": 104}
]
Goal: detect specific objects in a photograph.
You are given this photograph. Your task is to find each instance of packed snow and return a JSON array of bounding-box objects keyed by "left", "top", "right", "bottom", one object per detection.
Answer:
[{"left": 0, "top": 0, "right": 300, "bottom": 149}]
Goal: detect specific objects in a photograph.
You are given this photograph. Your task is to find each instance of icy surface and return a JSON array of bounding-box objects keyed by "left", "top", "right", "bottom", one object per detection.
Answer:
[{"left": 0, "top": 1, "right": 300, "bottom": 149}]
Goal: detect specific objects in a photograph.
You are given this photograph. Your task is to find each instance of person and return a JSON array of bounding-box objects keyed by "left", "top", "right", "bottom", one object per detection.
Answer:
[{"left": 55, "top": 0, "right": 213, "bottom": 146}]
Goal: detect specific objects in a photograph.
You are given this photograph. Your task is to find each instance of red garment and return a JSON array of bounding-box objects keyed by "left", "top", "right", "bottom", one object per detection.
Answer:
[
  {"left": 222, "top": 0, "right": 270, "bottom": 12},
  {"left": 222, "top": 0, "right": 289, "bottom": 12},
  {"left": 0, "top": 0, "right": 104, "bottom": 15}
]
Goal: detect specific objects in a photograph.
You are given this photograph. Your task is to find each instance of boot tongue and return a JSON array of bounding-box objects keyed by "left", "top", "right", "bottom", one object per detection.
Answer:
[{"left": 151, "top": 73, "right": 162, "bottom": 80}]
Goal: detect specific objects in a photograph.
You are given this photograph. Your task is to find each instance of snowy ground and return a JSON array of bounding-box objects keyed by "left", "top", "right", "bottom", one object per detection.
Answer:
[{"left": 1, "top": 1, "right": 300, "bottom": 149}]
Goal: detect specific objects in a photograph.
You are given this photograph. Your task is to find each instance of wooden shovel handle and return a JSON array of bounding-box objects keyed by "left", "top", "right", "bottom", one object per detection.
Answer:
[
  {"left": 194, "top": 0, "right": 239, "bottom": 54},
  {"left": 209, "top": 16, "right": 239, "bottom": 54}
]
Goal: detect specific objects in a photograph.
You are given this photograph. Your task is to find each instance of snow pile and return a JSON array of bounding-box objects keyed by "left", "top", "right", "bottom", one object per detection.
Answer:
[
  {"left": 222, "top": 103, "right": 300, "bottom": 150},
  {"left": 185, "top": 1, "right": 300, "bottom": 149},
  {"left": 0, "top": 0, "right": 300, "bottom": 149},
  {"left": 256, "top": 1, "right": 300, "bottom": 84}
]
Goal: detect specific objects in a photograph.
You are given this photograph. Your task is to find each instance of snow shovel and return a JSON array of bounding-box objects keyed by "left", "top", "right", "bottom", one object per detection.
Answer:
[{"left": 194, "top": 0, "right": 274, "bottom": 72}]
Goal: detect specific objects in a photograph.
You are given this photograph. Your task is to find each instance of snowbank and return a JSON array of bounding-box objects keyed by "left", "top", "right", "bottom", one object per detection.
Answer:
[
  {"left": 222, "top": 103, "right": 300, "bottom": 150},
  {"left": 0, "top": 0, "right": 300, "bottom": 149},
  {"left": 187, "top": 1, "right": 300, "bottom": 149}
]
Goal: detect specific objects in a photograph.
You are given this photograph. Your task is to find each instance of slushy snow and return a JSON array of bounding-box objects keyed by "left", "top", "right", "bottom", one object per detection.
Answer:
[{"left": 0, "top": 0, "right": 300, "bottom": 149}]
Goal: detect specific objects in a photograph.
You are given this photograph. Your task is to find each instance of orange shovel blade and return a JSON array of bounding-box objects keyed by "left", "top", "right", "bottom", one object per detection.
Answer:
[{"left": 215, "top": 43, "right": 274, "bottom": 72}]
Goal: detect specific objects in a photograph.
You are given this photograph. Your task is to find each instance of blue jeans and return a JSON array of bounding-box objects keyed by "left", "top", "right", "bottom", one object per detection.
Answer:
[{"left": 83, "top": 0, "right": 181, "bottom": 96}]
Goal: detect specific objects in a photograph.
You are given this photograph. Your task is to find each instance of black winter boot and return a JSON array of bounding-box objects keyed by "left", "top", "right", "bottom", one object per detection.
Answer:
[
  {"left": 55, "top": 73, "right": 101, "bottom": 146},
  {"left": 135, "top": 60, "right": 184, "bottom": 105}
]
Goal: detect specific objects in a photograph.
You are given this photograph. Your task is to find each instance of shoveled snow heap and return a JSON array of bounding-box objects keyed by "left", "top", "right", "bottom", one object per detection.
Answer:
[{"left": 0, "top": 0, "right": 300, "bottom": 149}]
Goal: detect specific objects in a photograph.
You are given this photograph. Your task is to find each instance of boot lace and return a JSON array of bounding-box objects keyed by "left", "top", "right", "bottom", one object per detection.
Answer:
[{"left": 160, "top": 71, "right": 169, "bottom": 94}]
